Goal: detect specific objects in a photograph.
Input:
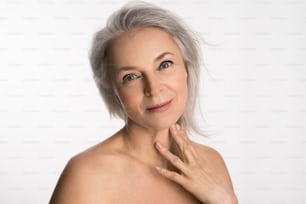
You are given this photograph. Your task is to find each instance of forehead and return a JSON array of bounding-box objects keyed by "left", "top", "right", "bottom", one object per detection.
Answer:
[{"left": 107, "top": 27, "right": 183, "bottom": 67}]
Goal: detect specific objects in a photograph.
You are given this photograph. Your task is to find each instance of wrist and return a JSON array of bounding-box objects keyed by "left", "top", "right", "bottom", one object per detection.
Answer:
[
  {"left": 211, "top": 186, "right": 238, "bottom": 204},
  {"left": 223, "top": 191, "right": 238, "bottom": 204}
]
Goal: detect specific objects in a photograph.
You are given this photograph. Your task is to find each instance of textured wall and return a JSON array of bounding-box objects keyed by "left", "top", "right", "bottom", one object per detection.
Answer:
[{"left": 0, "top": 1, "right": 305, "bottom": 203}]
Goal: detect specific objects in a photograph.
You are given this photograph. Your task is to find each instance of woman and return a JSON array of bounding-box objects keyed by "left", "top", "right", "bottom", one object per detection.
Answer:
[{"left": 50, "top": 2, "right": 238, "bottom": 203}]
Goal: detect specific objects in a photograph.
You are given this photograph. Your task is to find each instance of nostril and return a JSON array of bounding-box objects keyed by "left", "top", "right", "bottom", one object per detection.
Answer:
[
  {"left": 144, "top": 84, "right": 160, "bottom": 97},
  {"left": 145, "top": 91, "right": 151, "bottom": 97}
]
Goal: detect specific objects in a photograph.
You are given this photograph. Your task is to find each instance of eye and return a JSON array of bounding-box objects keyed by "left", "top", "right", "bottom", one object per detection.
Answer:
[
  {"left": 159, "top": 60, "right": 173, "bottom": 70},
  {"left": 122, "top": 73, "right": 139, "bottom": 83}
]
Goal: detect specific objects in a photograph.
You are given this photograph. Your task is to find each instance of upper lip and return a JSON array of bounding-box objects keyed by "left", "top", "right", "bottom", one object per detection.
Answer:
[{"left": 147, "top": 99, "right": 172, "bottom": 110}]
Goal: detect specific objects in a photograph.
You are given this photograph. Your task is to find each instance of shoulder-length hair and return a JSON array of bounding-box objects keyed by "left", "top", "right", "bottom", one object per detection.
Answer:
[{"left": 89, "top": 1, "right": 205, "bottom": 136}]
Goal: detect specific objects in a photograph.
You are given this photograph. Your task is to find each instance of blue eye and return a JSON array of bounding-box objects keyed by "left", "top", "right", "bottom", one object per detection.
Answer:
[
  {"left": 159, "top": 61, "right": 173, "bottom": 69},
  {"left": 123, "top": 73, "right": 138, "bottom": 82}
]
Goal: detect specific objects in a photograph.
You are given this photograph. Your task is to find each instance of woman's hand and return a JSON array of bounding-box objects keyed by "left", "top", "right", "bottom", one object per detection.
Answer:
[{"left": 154, "top": 124, "right": 238, "bottom": 204}]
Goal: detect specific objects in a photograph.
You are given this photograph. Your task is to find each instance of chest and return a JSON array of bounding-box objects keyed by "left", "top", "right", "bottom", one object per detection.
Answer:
[{"left": 112, "top": 167, "right": 200, "bottom": 204}]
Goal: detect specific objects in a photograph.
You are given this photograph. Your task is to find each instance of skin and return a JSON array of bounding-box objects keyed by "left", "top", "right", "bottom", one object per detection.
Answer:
[{"left": 49, "top": 27, "right": 238, "bottom": 204}]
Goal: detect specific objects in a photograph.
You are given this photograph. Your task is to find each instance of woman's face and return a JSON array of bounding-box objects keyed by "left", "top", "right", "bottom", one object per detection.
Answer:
[{"left": 108, "top": 27, "right": 188, "bottom": 131}]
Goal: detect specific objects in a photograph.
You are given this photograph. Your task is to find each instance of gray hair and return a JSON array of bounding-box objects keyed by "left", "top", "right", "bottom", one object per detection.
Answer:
[{"left": 89, "top": 1, "right": 205, "bottom": 136}]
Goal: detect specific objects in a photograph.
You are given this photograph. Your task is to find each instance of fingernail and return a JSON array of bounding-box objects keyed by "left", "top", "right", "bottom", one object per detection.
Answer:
[
  {"left": 171, "top": 124, "right": 177, "bottom": 131},
  {"left": 155, "top": 166, "right": 162, "bottom": 172},
  {"left": 155, "top": 142, "right": 162, "bottom": 149},
  {"left": 176, "top": 124, "right": 180, "bottom": 130}
]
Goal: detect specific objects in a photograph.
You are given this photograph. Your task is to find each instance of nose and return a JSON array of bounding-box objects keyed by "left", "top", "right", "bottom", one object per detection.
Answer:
[{"left": 143, "top": 74, "right": 161, "bottom": 97}]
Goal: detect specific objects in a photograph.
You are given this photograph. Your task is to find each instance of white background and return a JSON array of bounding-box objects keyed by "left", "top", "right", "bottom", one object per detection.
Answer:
[{"left": 0, "top": 0, "right": 305, "bottom": 203}]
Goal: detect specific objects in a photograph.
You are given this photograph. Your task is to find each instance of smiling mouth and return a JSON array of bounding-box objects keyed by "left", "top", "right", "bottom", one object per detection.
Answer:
[{"left": 147, "top": 100, "right": 172, "bottom": 113}]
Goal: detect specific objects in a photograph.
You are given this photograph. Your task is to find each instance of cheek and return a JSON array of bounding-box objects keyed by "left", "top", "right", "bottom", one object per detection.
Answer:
[
  {"left": 176, "top": 69, "right": 188, "bottom": 106},
  {"left": 172, "top": 68, "right": 188, "bottom": 93},
  {"left": 117, "top": 87, "right": 143, "bottom": 110}
]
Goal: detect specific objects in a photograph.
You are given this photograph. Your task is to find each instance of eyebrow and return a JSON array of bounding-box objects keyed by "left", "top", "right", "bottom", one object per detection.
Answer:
[
  {"left": 117, "top": 51, "right": 174, "bottom": 72},
  {"left": 154, "top": 51, "right": 174, "bottom": 62}
]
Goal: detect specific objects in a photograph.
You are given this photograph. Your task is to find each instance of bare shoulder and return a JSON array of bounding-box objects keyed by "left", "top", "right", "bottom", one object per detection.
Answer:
[
  {"left": 49, "top": 136, "right": 122, "bottom": 204},
  {"left": 191, "top": 141, "right": 234, "bottom": 191}
]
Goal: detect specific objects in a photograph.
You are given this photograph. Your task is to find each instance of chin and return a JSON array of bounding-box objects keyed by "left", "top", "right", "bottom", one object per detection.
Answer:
[
  {"left": 127, "top": 109, "right": 184, "bottom": 131},
  {"left": 147, "top": 123, "right": 172, "bottom": 131},
  {"left": 143, "top": 116, "right": 181, "bottom": 131}
]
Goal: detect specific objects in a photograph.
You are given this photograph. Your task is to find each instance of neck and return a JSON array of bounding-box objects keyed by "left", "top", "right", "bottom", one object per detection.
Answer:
[{"left": 120, "top": 120, "right": 178, "bottom": 168}]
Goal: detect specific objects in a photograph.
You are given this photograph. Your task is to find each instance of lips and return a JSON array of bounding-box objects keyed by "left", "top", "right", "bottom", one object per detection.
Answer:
[{"left": 147, "top": 100, "right": 172, "bottom": 113}]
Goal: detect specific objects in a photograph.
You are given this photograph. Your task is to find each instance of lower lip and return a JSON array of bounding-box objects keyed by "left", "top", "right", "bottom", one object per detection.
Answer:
[{"left": 147, "top": 100, "right": 172, "bottom": 113}]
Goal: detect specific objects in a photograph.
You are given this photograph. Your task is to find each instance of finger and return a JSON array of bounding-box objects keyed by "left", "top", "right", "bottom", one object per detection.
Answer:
[
  {"left": 176, "top": 124, "right": 191, "bottom": 142},
  {"left": 175, "top": 125, "right": 199, "bottom": 159},
  {"left": 170, "top": 124, "right": 196, "bottom": 163},
  {"left": 155, "top": 166, "right": 188, "bottom": 188},
  {"left": 155, "top": 142, "right": 189, "bottom": 174}
]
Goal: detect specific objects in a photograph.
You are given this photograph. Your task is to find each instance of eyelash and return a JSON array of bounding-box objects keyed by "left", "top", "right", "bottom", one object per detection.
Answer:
[
  {"left": 122, "top": 73, "right": 139, "bottom": 83},
  {"left": 159, "top": 60, "right": 173, "bottom": 70},
  {"left": 122, "top": 60, "right": 174, "bottom": 83}
]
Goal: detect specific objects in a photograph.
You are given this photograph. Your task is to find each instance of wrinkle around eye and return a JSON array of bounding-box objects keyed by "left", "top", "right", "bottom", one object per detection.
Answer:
[{"left": 122, "top": 73, "right": 141, "bottom": 83}]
